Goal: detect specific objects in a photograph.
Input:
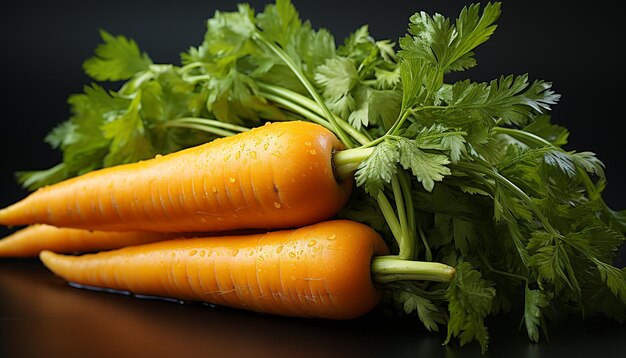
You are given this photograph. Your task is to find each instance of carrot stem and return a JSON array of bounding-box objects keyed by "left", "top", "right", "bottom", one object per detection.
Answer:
[
  {"left": 418, "top": 226, "right": 433, "bottom": 262},
  {"left": 397, "top": 171, "right": 416, "bottom": 260},
  {"left": 160, "top": 122, "right": 237, "bottom": 137},
  {"left": 371, "top": 257, "right": 456, "bottom": 283},
  {"left": 492, "top": 126, "right": 551, "bottom": 147},
  {"left": 391, "top": 176, "right": 412, "bottom": 260},
  {"left": 257, "top": 82, "right": 372, "bottom": 145},
  {"left": 376, "top": 191, "right": 403, "bottom": 247},
  {"left": 159, "top": 117, "right": 251, "bottom": 137},
  {"left": 260, "top": 92, "right": 333, "bottom": 129},
  {"left": 253, "top": 34, "right": 353, "bottom": 147},
  {"left": 452, "top": 161, "right": 560, "bottom": 237},
  {"left": 333, "top": 147, "right": 375, "bottom": 178},
  {"left": 167, "top": 117, "right": 251, "bottom": 133}
]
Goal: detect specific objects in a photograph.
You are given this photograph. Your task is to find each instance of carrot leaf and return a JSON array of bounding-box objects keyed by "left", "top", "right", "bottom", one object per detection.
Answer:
[
  {"left": 83, "top": 30, "right": 153, "bottom": 82},
  {"left": 395, "top": 289, "right": 447, "bottom": 332},
  {"left": 522, "top": 285, "right": 549, "bottom": 343},
  {"left": 314, "top": 56, "right": 359, "bottom": 119},
  {"left": 355, "top": 140, "right": 398, "bottom": 196},
  {"left": 446, "top": 262, "right": 495, "bottom": 354}
]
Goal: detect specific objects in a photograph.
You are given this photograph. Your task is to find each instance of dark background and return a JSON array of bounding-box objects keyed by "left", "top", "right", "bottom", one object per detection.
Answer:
[{"left": 0, "top": 1, "right": 625, "bottom": 356}]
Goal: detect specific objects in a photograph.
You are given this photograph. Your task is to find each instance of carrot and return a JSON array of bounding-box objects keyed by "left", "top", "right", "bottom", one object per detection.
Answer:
[
  {"left": 0, "top": 224, "right": 179, "bottom": 258},
  {"left": 0, "top": 121, "right": 352, "bottom": 233},
  {"left": 40, "top": 220, "right": 391, "bottom": 319}
]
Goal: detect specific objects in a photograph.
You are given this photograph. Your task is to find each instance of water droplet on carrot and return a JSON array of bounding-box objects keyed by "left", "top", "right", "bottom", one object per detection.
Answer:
[
  {"left": 250, "top": 151, "right": 257, "bottom": 159},
  {"left": 308, "top": 240, "right": 317, "bottom": 247},
  {"left": 235, "top": 151, "right": 241, "bottom": 159},
  {"left": 274, "top": 202, "right": 282, "bottom": 209},
  {"left": 327, "top": 234, "right": 336, "bottom": 240},
  {"left": 229, "top": 177, "right": 236, "bottom": 183},
  {"left": 263, "top": 143, "right": 269, "bottom": 150},
  {"left": 154, "top": 154, "right": 162, "bottom": 159},
  {"left": 211, "top": 186, "right": 217, "bottom": 193},
  {"left": 231, "top": 249, "right": 239, "bottom": 256},
  {"left": 289, "top": 252, "right": 296, "bottom": 259},
  {"left": 189, "top": 250, "right": 198, "bottom": 257},
  {"left": 304, "top": 141, "right": 312, "bottom": 146},
  {"left": 199, "top": 251, "right": 206, "bottom": 257},
  {"left": 309, "top": 149, "right": 317, "bottom": 155},
  {"left": 276, "top": 245, "right": 283, "bottom": 254}
]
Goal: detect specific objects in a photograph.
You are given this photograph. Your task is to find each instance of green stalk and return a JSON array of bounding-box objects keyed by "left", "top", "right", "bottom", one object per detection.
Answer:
[
  {"left": 160, "top": 122, "right": 237, "bottom": 137},
  {"left": 253, "top": 34, "right": 353, "bottom": 148},
  {"left": 494, "top": 126, "right": 618, "bottom": 226},
  {"left": 257, "top": 82, "right": 372, "bottom": 145},
  {"left": 333, "top": 147, "right": 416, "bottom": 261},
  {"left": 333, "top": 147, "right": 374, "bottom": 179},
  {"left": 453, "top": 161, "right": 560, "bottom": 237},
  {"left": 181, "top": 74, "right": 212, "bottom": 83},
  {"left": 376, "top": 191, "right": 403, "bottom": 247},
  {"left": 418, "top": 226, "right": 433, "bottom": 262},
  {"left": 257, "top": 82, "right": 320, "bottom": 114},
  {"left": 479, "top": 252, "right": 528, "bottom": 282},
  {"left": 371, "top": 257, "right": 456, "bottom": 283},
  {"left": 398, "top": 171, "right": 416, "bottom": 259},
  {"left": 492, "top": 126, "right": 553, "bottom": 148},
  {"left": 179, "top": 61, "right": 205, "bottom": 73},
  {"left": 385, "top": 108, "right": 412, "bottom": 138},
  {"left": 391, "top": 176, "right": 412, "bottom": 259},
  {"left": 169, "top": 117, "right": 250, "bottom": 133},
  {"left": 260, "top": 92, "right": 333, "bottom": 129}
]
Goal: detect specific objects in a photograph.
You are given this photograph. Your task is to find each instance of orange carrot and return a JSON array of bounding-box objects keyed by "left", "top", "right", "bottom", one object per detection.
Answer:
[
  {"left": 0, "top": 224, "right": 178, "bottom": 258},
  {"left": 40, "top": 220, "right": 390, "bottom": 319},
  {"left": 0, "top": 121, "right": 352, "bottom": 233}
]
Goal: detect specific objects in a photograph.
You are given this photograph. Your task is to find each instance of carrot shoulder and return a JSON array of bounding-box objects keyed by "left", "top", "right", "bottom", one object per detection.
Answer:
[
  {"left": 0, "top": 121, "right": 352, "bottom": 232},
  {"left": 0, "top": 224, "right": 176, "bottom": 258},
  {"left": 40, "top": 220, "right": 390, "bottom": 319}
]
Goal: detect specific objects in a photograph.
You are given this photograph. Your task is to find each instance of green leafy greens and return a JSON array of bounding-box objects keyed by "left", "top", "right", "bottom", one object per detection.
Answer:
[{"left": 15, "top": 1, "right": 626, "bottom": 354}]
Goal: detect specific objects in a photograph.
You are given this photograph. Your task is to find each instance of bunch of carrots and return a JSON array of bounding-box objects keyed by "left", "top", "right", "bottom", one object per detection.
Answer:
[
  {"left": 2, "top": 0, "right": 625, "bottom": 353},
  {"left": 0, "top": 121, "right": 455, "bottom": 320}
]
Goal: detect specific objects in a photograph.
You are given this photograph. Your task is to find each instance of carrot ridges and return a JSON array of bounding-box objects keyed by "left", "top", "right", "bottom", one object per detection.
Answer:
[
  {"left": 0, "top": 224, "right": 175, "bottom": 257},
  {"left": 39, "top": 220, "right": 389, "bottom": 319},
  {"left": 0, "top": 121, "right": 353, "bottom": 233}
]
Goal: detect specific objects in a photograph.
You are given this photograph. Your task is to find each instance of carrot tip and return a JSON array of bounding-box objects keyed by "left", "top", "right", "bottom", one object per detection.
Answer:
[{"left": 39, "top": 250, "right": 55, "bottom": 263}]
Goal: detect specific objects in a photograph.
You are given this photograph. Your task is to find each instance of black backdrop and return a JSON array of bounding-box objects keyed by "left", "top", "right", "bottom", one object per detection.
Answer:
[{"left": 1, "top": 0, "right": 624, "bottom": 238}]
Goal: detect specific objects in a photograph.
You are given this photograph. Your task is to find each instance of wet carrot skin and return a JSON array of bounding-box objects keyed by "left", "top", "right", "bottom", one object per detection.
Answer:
[
  {"left": 40, "top": 220, "right": 390, "bottom": 319},
  {"left": 0, "top": 224, "right": 179, "bottom": 258},
  {"left": 0, "top": 121, "right": 353, "bottom": 233}
]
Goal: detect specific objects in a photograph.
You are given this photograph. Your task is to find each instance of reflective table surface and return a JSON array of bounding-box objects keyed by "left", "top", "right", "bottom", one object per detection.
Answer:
[{"left": 1, "top": 258, "right": 624, "bottom": 358}]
